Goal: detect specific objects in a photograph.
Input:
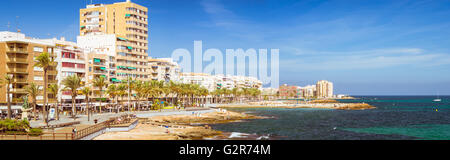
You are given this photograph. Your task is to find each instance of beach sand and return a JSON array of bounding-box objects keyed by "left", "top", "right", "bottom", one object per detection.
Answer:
[{"left": 94, "top": 110, "right": 264, "bottom": 140}]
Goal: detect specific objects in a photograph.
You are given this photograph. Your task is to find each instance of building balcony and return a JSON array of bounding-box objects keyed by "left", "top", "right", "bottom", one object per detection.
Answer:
[
  {"left": 7, "top": 57, "right": 28, "bottom": 64},
  {"left": 93, "top": 62, "right": 106, "bottom": 66},
  {"left": 12, "top": 78, "right": 28, "bottom": 83},
  {"left": 47, "top": 70, "right": 57, "bottom": 75},
  {"left": 48, "top": 80, "right": 58, "bottom": 84},
  {"left": 6, "top": 48, "right": 28, "bottom": 54},
  {"left": 93, "top": 70, "right": 108, "bottom": 74},
  {"left": 11, "top": 88, "right": 27, "bottom": 93},
  {"left": 7, "top": 68, "right": 28, "bottom": 74}
]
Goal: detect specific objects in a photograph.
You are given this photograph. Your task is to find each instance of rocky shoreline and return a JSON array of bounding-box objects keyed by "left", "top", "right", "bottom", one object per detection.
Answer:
[
  {"left": 94, "top": 110, "right": 265, "bottom": 140},
  {"left": 218, "top": 101, "right": 376, "bottom": 110}
]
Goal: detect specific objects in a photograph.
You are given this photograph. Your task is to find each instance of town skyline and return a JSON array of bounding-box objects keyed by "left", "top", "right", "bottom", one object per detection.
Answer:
[{"left": 1, "top": 0, "right": 450, "bottom": 95}]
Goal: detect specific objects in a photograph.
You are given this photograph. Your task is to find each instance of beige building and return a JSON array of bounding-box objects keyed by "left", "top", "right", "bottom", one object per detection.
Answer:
[
  {"left": 0, "top": 31, "right": 57, "bottom": 107},
  {"left": 79, "top": 0, "right": 149, "bottom": 82},
  {"left": 316, "top": 80, "right": 334, "bottom": 98},
  {"left": 43, "top": 37, "right": 87, "bottom": 104},
  {"left": 148, "top": 58, "right": 180, "bottom": 82}
]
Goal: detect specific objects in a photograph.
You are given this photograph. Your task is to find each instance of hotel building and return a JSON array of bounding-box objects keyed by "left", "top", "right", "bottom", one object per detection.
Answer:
[
  {"left": 316, "top": 80, "right": 334, "bottom": 98},
  {"left": 148, "top": 58, "right": 180, "bottom": 82},
  {"left": 180, "top": 73, "right": 263, "bottom": 92},
  {"left": 0, "top": 31, "right": 57, "bottom": 108},
  {"left": 79, "top": 0, "right": 149, "bottom": 82},
  {"left": 43, "top": 38, "right": 87, "bottom": 104}
]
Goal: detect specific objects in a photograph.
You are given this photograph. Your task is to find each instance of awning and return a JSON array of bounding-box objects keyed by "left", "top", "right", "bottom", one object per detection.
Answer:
[
  {"left": 125, "top": 14, "right": 131, "bottom": 17},
  {"left": 111, "top": 78, "right": 121, "bottom": 82},
  {"left": 117, "top": 37, "right": 128, "bottom": 41},
  {"left": 127, "top": 46, "right": 133, "bottom": 50},
  {"left": 128, "top": 67, "right": 136, "bottom": 70},
  {"left": 100, "top": 67, "right": 106, "bottom": 70},
  {"left": 94, "top": 58, "right": 101, "bottom": 63}
]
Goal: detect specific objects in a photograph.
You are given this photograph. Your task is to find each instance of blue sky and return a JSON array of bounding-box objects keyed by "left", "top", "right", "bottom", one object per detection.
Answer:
[{"left": 1, "top": 0, "right": 450, "bottom": 95}]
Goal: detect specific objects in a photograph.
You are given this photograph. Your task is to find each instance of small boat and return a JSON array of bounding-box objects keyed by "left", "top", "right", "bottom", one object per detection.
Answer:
[{"left": 433, "top": 93, "right": 441, "bottom": 102}]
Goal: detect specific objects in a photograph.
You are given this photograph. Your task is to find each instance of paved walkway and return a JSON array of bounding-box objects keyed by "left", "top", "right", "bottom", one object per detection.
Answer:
[{"left": 30, "top": 108, "right": 217, "bottom": 128}]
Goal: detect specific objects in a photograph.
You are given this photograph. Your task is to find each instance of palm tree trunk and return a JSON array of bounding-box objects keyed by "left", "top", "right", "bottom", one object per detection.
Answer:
[
  {"left": 6, "top": 86, "right": 11, "bottom": 119},
  {"left": 33, "top": 100, "right": 36, "bottom": 121},
  {"left": 72, "top": 96, "right": 76, "bottom": 118},
  {"left": 56, "top": 100, "right": 59, "bottom": 120},
  {"left": 43, "top": 70, "right": 48, "bottom": 124},
  {"left": 99, "top": 89, "right": 102, "bottom": 114},
  {"left": 87, "top": 95, "right": 90, "bottom": 121}
]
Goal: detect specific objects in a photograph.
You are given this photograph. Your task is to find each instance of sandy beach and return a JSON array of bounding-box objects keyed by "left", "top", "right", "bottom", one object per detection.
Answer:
[{"left": 94, "top": 110, "right": 264, "bottom": 140}]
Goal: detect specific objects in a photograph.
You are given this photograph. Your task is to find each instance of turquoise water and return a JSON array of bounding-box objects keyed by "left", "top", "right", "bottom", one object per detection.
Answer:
[{"left": 210, "top": 96, "right": 450, "bottom": 140}]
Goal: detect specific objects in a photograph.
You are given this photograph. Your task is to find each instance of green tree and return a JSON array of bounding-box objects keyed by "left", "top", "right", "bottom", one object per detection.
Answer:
[
  {"left": 106, "top": 84, "right": 118, "bottom": 112},
  {"left": 25, "top": 83, "right": 40, "bottom": 121},
  {"left": 62, "top": 75, "right": 82, "bottom": 118},
  {"left": 80, "top": 87, "right": 92, "bottom": 121},
  {"left": 116, "top": 84, "right": 127, "bottom": 112},
  {"left": 93, "top": 76, "right": 107, "bottom": 113},
  {"left": 0, "top": 75, "right": 13, "bottom": 119},
  {"left": 48, "top": 84, "right": 60, "bottom": 120},
  {"left": 34, "top": 52, "right": 55, "bottom": 124}
]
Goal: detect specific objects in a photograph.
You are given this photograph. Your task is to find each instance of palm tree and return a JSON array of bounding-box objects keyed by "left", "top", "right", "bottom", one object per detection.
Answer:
[
  {"left": 62, "top": 75, "right": 82, "bottom": 119},
  {"left": 123, "top": 77, "right": 135, "bottom": 111},
  {"left": 199, "top": 87, "right": 209, "bottom": 107},
  {"left": 168, "top": 81, "right": 180, "bottom": 107},
  {"left": 34, "top": 52, "right": 55, "bottom": 124},
  {"left": 48, "top": 84, "right": 60, "bottom": 120},
  {"left": 116, "top": 84, "right": 127, "bottom": 112},
  {"left": 81, "top": 87, "right": 92, "bottom": 121},
  {"left": 106, "top": 84, "right": 118, "bottom": 112},
  {"left": 25, "top": 83, "right": 40, "bottom": 121},
  {"left": 93, "top": 76, "right": 107, "bottom": 113},
  {"left": 0, "top": 75, "right": 13, "bottom": 119}
]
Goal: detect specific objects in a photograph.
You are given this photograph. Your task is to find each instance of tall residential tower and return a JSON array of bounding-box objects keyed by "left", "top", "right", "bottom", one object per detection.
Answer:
[{"left": 79, "top": 0, "right": 149, "bottom": 82}]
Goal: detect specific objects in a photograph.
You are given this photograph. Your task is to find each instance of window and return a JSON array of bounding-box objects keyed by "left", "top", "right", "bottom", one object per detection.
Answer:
[
  {"left": 33, "top": 47, "right": 43, "bottom": 52},
  {"left": 77, "top": 64, "right": 85, "bottom": 69},
  {"left": 34, "top": 76, "right": 43, "bottom": 81},
  {"left": 62, "top": 62, "right": 76, "bottom": 68},
  {"left": 34, "top": 67, "right": 43, "bottom": 71}
]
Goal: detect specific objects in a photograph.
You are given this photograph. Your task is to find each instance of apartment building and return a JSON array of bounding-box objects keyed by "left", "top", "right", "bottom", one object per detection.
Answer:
[
  {"left": 180, "top": 73, "right": 263, "bottom": 92},
  {"left": 0, "top": 31, "right": 57, "bottom": 107},
  {"left": 43, "top": 38, "right": 87, "bottom": 104},
  {"left": 279, "top": 84, "right": 299, "bottom": 98},
  {"left": 148, "top": 58, "right": 180, "bottom": 82},
  {"left": 316, "top": 80, "right": 334, "bottom": 98},
  {"left": 180, "top": 72, "right": 217, "bottom": 91},
  {"left": 79, "top": 0, "right": 149, "bottom": 82}
]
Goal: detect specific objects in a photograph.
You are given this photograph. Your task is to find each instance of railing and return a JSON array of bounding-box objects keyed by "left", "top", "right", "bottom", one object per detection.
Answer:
[
  {"left": 7, "top": 48, "right": 28, "bottom": 53},
  {"left": 7, "top": 68, "right": 28, "bottom": 73},
  {"left": 73, "top": 115, "right": 135, "bottom": 140},
  {"left": 0, "top": 116, "right": 134, "bottom": 140},
  {"left": 13, "top": 78, "right": 28, "bottom": 83},
  {"left": 7, "top": 58, "right": 28, "bottom": 63},
  {"left": 0, "top": 132, "right": 74, "bottom": 140}
]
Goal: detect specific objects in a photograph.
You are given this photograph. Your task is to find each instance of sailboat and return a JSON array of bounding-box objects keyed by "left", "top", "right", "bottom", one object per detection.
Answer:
[{"left": 433, "top": 93, "right": 441, "bottom": 102}]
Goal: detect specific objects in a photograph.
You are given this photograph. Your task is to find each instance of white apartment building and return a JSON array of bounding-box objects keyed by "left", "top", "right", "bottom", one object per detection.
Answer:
[
  {"left": 77, "top": 34, "right": 118, "bottom": 83},
  {"left": 316, "top": 80, "right": 334, "bottom": 98},
  {"left": 43, "top": 38, "right": 87, "bottom": 103},
  {"left": 180, "top": 72, "right": 217, "bottom": 91},
  {"left": 179, "top": 73, "right": 263, "bottom": 92},
  {"left": 148, "top": 58, "right": 180, "bottom": 82}
]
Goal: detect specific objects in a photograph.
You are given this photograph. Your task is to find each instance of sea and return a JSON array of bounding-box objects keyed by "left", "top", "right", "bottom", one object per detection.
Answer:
[{"left": 210, "top": 96, "right": 450, "bottom": 140}]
